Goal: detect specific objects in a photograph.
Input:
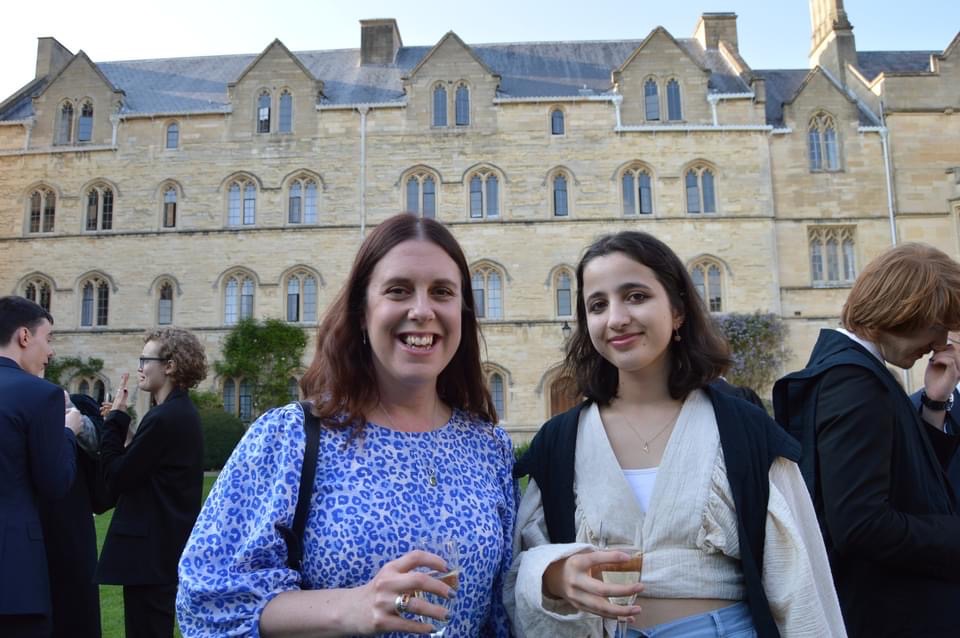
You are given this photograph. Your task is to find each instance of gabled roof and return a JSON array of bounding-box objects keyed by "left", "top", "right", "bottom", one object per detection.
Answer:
[
  {"left": 404, "top": 31, "right": 499, "bottom": 81},
  {"left": 0, "top": 35, "right": 751, "bottom": 120},
  {"left": 228, "top": 39, "right": 318, "bottom": 88},
  {"left": 41, "top": 50, "right": 123, "bottom": 97},
  {"left": 755, "top": 66, "right": 876, "bottom": 126},
  {"left": 615, "top": 27, "right": 708, "bottom": 76},
  {"left": 942, "top": 32, "right": 960, "bottom": 60}
]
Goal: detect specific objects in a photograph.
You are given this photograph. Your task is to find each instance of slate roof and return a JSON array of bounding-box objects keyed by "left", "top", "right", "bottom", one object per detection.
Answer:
[
  {"left": 0, "top": 35, "right": 938, "bottom": 126},
  {"left": 0, "top": 36, "right": 748, "bottom": 121},
  {"left": 755, "top": 69, "right": 810, "bottom": 127},
  {"left": 856, "top": 50, "right": 934, "bottom": 82},
  {"left": 755, "top": 68, "right": 880, "bottom": 127}
]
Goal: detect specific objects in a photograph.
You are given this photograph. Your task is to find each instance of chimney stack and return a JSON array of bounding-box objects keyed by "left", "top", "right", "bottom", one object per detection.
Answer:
[
  {"left": 360, "top": 19, "right": 402, "bottom": 65},
  {"left": 694, "top": 13, "right": 739, "bottom": 51},
  {"left": 36, "top": 37, "right": 73, "bottom": 79}
]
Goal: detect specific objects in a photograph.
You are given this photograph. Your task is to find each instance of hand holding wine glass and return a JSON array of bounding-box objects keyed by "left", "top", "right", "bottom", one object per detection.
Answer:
[
  {"left": 595, "top": 524, "right": 644, "bottom": 638},
  {"left": 411, "top": 535, "right": 460, "bottom": 637},
  {"left": 542, "top": 539, "right": 644, "bottom": 622}
]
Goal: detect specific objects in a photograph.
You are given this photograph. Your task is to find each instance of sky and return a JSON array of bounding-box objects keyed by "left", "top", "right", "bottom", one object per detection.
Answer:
[{"left": 1, "top": 0, "right": 958, "bottom": 102}]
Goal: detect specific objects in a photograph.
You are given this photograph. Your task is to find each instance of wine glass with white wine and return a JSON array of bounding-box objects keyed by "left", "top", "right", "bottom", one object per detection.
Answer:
[
  {"left": 413, "top": 535, "right": 460, "bottom": 637},
  {"left": 596, "top": 522, "right": 643, "bottom": 638}
]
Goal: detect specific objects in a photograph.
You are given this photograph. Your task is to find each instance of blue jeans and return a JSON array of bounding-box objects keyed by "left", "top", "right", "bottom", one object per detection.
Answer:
[{"left": 625, "top": 602, "right": 756, "bottom": 638}]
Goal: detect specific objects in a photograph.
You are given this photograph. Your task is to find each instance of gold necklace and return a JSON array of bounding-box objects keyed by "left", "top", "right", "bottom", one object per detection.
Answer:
[
  {"left": 622, "top": 408, "right": 680, "bottom": 454},
  {"left": 378, "top": 400, "right": 439, "bottom": 487}
]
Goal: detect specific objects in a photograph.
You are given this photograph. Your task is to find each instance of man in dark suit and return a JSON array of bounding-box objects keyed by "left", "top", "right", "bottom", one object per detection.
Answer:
[
  {"left": 774, "top": 243, "right": 960, "bottom": 638},
  {"left": 96, "top": 328, "right": 207, "bottom": 638},
  {"left": 0, "top": 296, "right": 83, "bottom": 636},
  {"left": 39, "top": 391, "right": 116, "bottom": 638}
]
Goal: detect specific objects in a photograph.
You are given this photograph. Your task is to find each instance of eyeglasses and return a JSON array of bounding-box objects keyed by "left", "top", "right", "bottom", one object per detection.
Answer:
[{"left": 139, "top": 356, "right": 169, "bottom": 369}]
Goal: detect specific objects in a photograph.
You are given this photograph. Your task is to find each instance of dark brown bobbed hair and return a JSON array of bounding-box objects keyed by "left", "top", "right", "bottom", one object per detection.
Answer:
[
  {"left": 300, "top": 213, "right": 496, "bottom": 430},
  {"left": 564, "top": 231, "right": 731, "bottom": 404}
]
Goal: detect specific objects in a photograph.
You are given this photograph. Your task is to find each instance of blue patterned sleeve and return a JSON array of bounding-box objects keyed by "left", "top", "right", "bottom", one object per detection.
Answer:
[
  {"left": 176, "top": 404, "right": 306, "bottom": 637},
  {"left": 485, "top": 426, "right": 520, "bottom": 637}
]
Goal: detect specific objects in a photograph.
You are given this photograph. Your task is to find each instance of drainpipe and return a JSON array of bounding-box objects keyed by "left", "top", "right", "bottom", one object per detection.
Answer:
[
  {"left": 358, "top": 106, "right": 369, "bottom": 239},
  {"left": 879, "top": 102, "right": 897, "bottom": 246},
  {"left": 110, "top": 113, "right": 120, "bottom": 147},
  {"left": 24, "top": 117, "right": 34, "bottom": 150},
  {"left": 708, "top": 94, "right": 719, "bottom": 126},
  {"left": 875, "top": 101, "right": 910, "bottom": 390}
]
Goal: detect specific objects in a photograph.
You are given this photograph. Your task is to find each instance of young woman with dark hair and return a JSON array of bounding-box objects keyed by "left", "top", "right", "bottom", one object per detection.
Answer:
[
  {"left": 177, "top": 214, "right": 516, "bottom": 637},
  {"left": 508, "top": 231, "right": 844, "bottom": 638}
]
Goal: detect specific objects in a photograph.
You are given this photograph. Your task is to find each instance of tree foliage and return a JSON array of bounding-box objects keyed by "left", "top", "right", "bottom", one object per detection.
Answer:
[
  {"left": 44, "top": 356, "right": 104, "bottom": 386},
  {"left": 213, "top": 318, "right": 307, "bottom": 418},
  {"left": 198, "top": 407, "right": 246, "bottom": 470},
  {"left": 714, "top": 312, "right": 790, "bottom": 393}
]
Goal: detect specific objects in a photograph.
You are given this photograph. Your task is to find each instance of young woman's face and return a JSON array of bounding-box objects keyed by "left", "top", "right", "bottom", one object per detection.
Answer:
[
  {"left": 364, "top": 239, "right": 463, "bottom": 392},
  {"left": 137, "top": 338, "right": 171, "bottom": 393},
  {"left": 581, "top": 251, "right": 681, "bottom": 378}
]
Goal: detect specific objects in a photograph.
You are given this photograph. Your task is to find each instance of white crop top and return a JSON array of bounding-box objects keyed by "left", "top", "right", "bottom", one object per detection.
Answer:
[{"left": 622, "top": 467, "right": 658, "bottom": 513}]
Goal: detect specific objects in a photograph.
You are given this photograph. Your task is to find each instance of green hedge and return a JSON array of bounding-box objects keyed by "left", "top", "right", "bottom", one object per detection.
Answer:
[{"left": 199, "top": 407, "right": 245, "bottom": 470}]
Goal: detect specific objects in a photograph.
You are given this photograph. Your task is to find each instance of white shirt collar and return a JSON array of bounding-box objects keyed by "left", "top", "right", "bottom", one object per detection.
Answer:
[{"left": 836, "top": 328, "right": 885, "bottom": 364}]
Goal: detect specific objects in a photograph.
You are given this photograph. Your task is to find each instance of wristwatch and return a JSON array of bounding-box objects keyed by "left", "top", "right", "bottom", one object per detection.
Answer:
[{"left": 920, "top": 389, "right": 954, "bottom": 412}]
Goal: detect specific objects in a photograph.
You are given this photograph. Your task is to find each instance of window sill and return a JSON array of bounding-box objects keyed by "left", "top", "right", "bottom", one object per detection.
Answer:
[{"left": 811, "top": 281, "right": 854, "bottom": 289}]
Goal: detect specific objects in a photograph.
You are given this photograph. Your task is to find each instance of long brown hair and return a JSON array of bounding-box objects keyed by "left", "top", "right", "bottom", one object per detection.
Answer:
[
  {"left": 300, "top": 213, "right": 496, "bottom": 430},
  {"left": 564, "top": 231, "right": 730, "bottom": 403}
]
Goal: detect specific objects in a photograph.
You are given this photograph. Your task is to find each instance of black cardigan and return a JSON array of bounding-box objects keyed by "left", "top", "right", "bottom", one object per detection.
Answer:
[{"left": 514, "top": 384, "right": 799, "bottom": 638}]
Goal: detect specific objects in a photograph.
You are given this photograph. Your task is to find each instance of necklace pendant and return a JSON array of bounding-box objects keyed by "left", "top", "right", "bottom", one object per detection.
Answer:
[
  {"left": 642, "top": 442, "right": 649, "bottom": 453},
  {"left": 429, "top": 473, "right": 438, "bottom": 487}
]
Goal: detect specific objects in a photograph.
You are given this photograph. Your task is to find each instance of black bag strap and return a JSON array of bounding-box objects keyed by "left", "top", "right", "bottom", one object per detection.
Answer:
[{"left": 275, "top": 401, "right": 321, "bottom": 573}]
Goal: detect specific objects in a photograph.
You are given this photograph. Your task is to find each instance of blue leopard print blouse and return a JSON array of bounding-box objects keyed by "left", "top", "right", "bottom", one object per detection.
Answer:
[{"left": 176, "top": 402, "right": 517, "bottom": 637}]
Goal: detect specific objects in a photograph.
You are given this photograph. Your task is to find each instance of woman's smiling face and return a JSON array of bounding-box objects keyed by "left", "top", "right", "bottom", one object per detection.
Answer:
[
  {"left": 364, "top": 239, "right": 463, "bottom": 392},
  {"left": 582, "top": 251, "right": 681, "bottom": 378}
]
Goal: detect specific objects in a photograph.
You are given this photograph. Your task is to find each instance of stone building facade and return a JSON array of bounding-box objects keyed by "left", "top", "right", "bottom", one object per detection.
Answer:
[{"left": 1, "top": 0, "right": 958, "bottom": 436}]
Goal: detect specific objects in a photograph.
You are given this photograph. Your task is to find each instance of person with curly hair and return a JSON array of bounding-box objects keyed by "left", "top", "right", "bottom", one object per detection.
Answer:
[{"left": 96, "top": 328, "right": 208, "bottom": 638}]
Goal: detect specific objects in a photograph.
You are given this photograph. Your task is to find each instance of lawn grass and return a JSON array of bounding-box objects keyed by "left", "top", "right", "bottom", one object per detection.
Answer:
[{"left": 95, "top": 474, "right": 218, "bottom": 637}]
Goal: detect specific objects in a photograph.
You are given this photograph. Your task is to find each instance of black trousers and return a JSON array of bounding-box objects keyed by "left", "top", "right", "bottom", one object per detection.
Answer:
[
  {"left": 0, "top": 614, "right": 52, "bottom": 638},
  {"left": 123, "top": 584, "right": 177, "bottom": 638}
]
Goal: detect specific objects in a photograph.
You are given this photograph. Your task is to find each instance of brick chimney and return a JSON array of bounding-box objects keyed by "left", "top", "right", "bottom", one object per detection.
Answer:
[
  {"left": 36, "top": 37, "right": 73, "bottom": 79},
  {"left": 694, "top": 13, "right": 739, "bottom": 51},
  {"left": 360, "top": 19, "right": 402, "bottom": 65}
]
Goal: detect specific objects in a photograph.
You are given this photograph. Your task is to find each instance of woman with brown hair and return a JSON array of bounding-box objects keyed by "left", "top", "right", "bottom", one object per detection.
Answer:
[
  {"left": 177, "top": 214, "right": 517, "bottom": 637},
  {"left": 508, "top": 231, "right": 843, "bottom": 637}
]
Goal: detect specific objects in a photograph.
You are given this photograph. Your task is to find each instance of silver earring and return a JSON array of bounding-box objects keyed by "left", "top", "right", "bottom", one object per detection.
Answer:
[
  {"left": 673, "top": 328, "right": 681, "bottom": 342},
  {"left": 362, "top": 330, "right": 367, "bottom": 345}
]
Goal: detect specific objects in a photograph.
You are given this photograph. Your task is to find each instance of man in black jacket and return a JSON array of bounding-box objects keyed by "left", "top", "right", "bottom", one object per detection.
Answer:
[
  {"left": 774, "top": 243, "right": 960, "bottom": 638},
  {"left": 96, "top": 328, "right": 207, "bottom": 638},
  {"left": 39, "top": 391, "right": 116, "bottom": 638},
  {"left": 0, "top": 296, "right": 81, "bottom": 637}
]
